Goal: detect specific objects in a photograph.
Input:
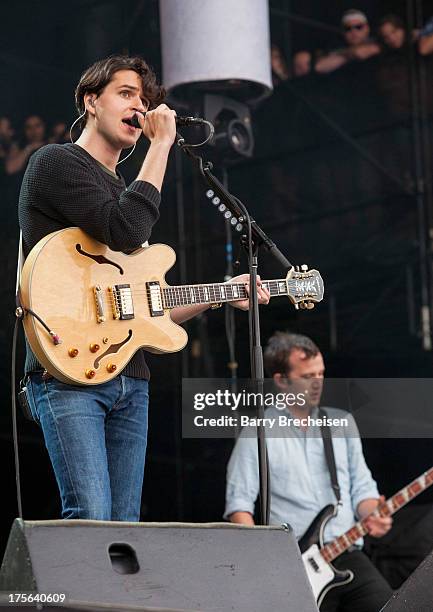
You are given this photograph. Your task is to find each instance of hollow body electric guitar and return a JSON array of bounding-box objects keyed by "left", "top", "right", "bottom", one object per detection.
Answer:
[
  {"left": 19, "top": 228, "right": 324, "bottom": 385},
  {"left": 299, "top": 466, "right": 433, "bottom": 607}
]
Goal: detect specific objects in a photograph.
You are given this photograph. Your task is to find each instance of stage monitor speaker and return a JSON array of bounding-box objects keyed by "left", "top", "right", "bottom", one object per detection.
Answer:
[
  {"left": 0, "top": 519, "right": 318, "bottom": 611},
  {"left": 381, "top": 547, "right": 433, "bottom": 612}
]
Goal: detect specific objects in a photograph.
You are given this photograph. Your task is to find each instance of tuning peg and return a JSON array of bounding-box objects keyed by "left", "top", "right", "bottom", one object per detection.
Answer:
[
  {"left": 299, "top": 301, "right": 307, "bottom": 309},
  {"left": 301, "top": 264, "right": 309, "bottom": 272},
  {"left": 306, "top": 301, "right": 315, "bottom": 310},
  {"left": 294, "top": 303, "right": 299, "bottom": 310},
  {"left": 295, "top": 265, "right": 300, "bottom": 272}
]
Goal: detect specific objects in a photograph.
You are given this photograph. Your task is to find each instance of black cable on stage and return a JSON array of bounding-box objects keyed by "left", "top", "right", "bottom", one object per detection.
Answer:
[{"left": 11, "top": 313, "right": 23, "bottom": 520}]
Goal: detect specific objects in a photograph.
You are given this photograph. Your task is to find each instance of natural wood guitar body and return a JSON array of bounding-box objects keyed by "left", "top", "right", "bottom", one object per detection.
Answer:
[{"left": 20, "top": 228, "right": 188, "bottom": 385}]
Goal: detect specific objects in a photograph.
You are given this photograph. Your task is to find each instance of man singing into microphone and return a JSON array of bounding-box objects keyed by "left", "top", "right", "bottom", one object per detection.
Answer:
[{"left": 18, "top": 55, "right": 270, "bottom": 522}]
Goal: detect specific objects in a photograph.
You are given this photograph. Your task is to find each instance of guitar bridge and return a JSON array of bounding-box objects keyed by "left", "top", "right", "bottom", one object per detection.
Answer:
[{"left": 108, "top": 285, "right": 134, "bottom": 320}]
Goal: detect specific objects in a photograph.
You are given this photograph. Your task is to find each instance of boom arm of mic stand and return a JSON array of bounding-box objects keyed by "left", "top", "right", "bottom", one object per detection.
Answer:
[
  {"left": 202, "top": 165, "right": 293, "bottom": 271},
  {"left": 176, "top": 140, "right": 293, "bottom": 271}
]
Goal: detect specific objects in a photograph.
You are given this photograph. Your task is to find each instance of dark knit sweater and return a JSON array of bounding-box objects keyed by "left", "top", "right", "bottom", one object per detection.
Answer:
[{"left": 18, "top": 143, "right": 162, "bottom": 379}]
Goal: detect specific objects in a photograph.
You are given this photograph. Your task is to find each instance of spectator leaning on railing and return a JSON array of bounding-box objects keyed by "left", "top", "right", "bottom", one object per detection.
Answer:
[
  {"left": 293, "top": 50, "right": 312, "bottom": 77},
  {"left": 315, "top": 9, "right": 381, "bottom": 74},
  {"left": 271, "top": 45, "right": 313, "bottom": 81},
  {"left": 418, "top": 16, "right": 433, "bottom": 55},
  {"left": 48, "top": 121, "right": 69, "bottom": 144},
  {"left": 6, "top": 115, "right": 47, "bottom": 176},
  {"left": 0, "top": 116, "right": 15, "bottom": 172},
  {"left": 271, "top": 44, "right": 289, "bottom": 85},
  {"left": 378, "top": 14, "right": 407, "bottom": 51}
]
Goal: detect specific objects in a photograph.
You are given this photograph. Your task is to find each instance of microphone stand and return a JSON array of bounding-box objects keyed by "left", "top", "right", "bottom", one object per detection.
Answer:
[{"left": 178, "top": 138, "right": 293, "bottom": 525}]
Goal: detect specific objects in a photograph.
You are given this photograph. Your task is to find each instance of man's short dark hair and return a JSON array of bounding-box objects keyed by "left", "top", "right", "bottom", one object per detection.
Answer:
[
  {"left": 378, "top": 14, "right": 405, "bottom": 31},
  {"left": 264, "top": 331, "right": 320, "bottom": 376},
  {"left": 74, "top": 55, "right": 165, "bottom": 130}
]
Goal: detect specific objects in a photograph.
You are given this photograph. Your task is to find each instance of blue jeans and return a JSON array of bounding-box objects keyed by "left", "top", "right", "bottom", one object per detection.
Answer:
[{"left": 26, "top": 372, "right": 149, "bottom": 521}]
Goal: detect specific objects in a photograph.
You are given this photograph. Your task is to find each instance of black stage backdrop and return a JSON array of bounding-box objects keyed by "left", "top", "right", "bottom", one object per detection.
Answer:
[{"left": 1, "top": 0, "right": 433, "bottom": 572}]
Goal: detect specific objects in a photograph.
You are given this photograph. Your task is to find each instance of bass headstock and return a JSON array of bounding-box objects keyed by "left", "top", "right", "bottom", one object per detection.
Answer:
[{"left": 286, "top": 265, "right": 324, "bottom": 310}]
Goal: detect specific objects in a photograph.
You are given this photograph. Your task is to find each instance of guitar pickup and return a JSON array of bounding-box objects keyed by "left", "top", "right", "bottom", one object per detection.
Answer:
[
  {"left": 146, "top": 281, "right": 164, "bottom": 317},
  {"left": 108, "top": 284, "right": 134, "bottom": 320},
  {"left": 93, "top": 285, "right": 106, "bottom": 323},
  {"left": 307, "top": 557, "right": 320, "bottom": 572}
]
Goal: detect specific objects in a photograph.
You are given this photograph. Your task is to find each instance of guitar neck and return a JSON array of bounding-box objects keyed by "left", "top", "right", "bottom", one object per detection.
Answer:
[
  {"left": 162, "top": 280, "right": 288, "bottom": 308},
  {"left": 321, "top": 466, "right": 433, "bottom": 563}
]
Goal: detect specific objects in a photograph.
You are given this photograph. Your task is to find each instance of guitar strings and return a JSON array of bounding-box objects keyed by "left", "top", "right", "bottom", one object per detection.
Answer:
[
  {"left": 131, "top": 280, "right": 286, "bottom": 294},
  {"left": 107, "top": 280, "right": 298, "bottom": 311}
]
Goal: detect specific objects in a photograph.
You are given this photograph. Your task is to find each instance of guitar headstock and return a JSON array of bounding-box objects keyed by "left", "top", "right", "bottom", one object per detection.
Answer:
[{"left": 286, "top": 265, "right": 324, "bottom": 310}]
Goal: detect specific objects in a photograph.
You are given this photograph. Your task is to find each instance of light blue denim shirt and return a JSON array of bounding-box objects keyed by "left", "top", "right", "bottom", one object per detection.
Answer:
[{"left": 224, "top": 406, "right": 379, "bottom": 543}]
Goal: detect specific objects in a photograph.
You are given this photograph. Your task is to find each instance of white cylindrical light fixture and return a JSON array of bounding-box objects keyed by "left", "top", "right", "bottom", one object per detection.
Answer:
[{"left": 159, "top": 0, "right": 273, "bottom": 102}]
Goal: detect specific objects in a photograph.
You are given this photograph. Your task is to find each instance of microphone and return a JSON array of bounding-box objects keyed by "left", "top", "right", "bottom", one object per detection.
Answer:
[{"left": 129, "top": 111, "right": 205, "bottom": 129}]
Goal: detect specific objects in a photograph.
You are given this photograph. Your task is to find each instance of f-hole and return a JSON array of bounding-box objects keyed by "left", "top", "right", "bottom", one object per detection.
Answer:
[
  {"left": 108, "top": 543, "right": 140, "bottom": 574},
  {"left": 76, "top": 243, "right": 124, "bottom": 274}
]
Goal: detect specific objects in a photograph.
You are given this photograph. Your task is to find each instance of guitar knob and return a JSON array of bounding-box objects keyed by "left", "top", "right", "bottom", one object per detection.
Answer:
[
  {"left": 306, "top": 302, "right": 315, "bottom": 310},
  {"left": 106, "top": 363, "right": 117, "bottom": 373},
  {"left": 301, "top": 264, "right": 309, "bottom": 272},
  {"left": 299, "top": 302, "right": 307, "bottom": 309},
  {"left": 85, "top": 369, "right": 96, "bottom": 379},
  {"left": 68, "top": 348, "right": 79, "bottom": 358},
  {"left": 89, "top": 343, "right": 100, "bottom": 353}
]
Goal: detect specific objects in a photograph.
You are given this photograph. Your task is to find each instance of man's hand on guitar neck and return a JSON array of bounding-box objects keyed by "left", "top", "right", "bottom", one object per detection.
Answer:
[
  {"left": 170, "top": 274, "right": 270, "bottom": 324},
  {"left": 358, "top": 495, "right": 393, "bottom": 538},
  {"left": 228, "top": 273, "right": 271, "bottom": 311}
]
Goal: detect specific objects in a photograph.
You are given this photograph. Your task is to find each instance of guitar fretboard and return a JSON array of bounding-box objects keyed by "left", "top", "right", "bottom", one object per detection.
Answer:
[
  {"left": 162, "top": 280, "right": 288, "bottom": 309},
  {"left": 321, "top": 467, "right": 433, "bottom": 563}
]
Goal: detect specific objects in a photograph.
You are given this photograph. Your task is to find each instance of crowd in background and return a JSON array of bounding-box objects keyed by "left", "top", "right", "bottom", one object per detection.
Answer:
[
  {"left": 2, "top": 8, "right": 433, "bottom": 181},
  {"left": 272, "top": 8, "right": 433, "bottom": 82},
  {"left": 0, "top": 116, "right": 68, "bottom": 179}
]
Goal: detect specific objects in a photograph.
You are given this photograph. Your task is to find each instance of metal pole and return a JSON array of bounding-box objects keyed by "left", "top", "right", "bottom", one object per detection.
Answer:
[
  {"left": 407, "top": 0, "right": 432, "bottom": 350},
  {"left": 328, "top": 293, "right": 338, "bottom": 351},
  {"left": 416, "top": 0, "right": 433, "bottom": 347},
  {"left": 174, "top": 147, "right": 186, "bottom": 519},
  {"left": 221, "top": 166, "right": 238, "bottom": 382}
]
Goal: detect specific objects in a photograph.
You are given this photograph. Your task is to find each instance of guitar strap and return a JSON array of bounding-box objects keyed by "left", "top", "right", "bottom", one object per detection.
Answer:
[{"left": 319, "top": 408, "right": 342, "bottom": 505}]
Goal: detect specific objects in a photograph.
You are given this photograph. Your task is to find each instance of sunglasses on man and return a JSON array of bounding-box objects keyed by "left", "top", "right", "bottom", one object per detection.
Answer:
[{"left": 344, "top": 23, "right": 366, "bottom": 32}]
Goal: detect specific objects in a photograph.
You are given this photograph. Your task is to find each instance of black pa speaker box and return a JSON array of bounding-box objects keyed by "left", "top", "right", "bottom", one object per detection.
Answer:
[
  {"left": 381, "top": 547, "right": 433, "bottom": 612},
  {"left": 0, "top": 519, "right": 318, "bottom": 611}
]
